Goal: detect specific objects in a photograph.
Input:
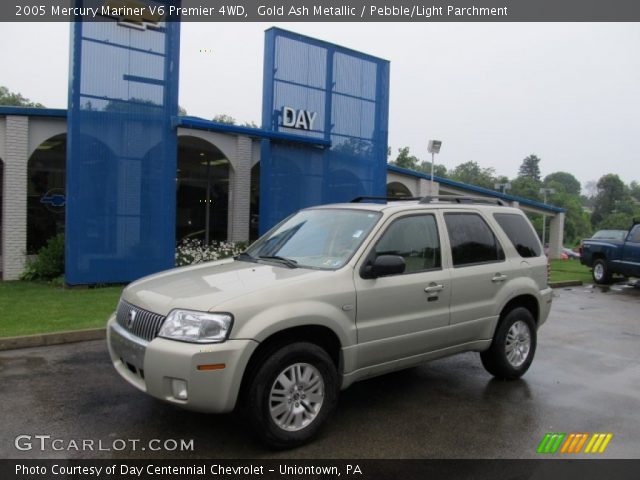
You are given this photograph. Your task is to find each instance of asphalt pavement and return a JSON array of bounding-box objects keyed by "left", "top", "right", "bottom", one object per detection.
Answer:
[{"left": 1, "top": 283, "right": 638, "bottom": 459}]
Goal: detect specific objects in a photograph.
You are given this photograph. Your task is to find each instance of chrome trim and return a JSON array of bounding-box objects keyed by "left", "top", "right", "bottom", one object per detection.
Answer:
[
  {"left": 111, "top": 321, "right": 149, "bottom": 348},
  {"left": 116, "top": 300, "right": 166, "bottom": 342}
]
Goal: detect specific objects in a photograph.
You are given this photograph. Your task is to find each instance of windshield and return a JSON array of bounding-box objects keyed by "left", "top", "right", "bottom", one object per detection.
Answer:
[
  {"left": 243, "top": 209, "right": 381, "bottom": 269},
  {"left": 592, "top": 230, "right": 627, "bottom": 241}
]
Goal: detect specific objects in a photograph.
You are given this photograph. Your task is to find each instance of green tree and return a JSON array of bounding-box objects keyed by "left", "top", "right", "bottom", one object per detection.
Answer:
[
  {"left": 417, "top": 162, "right": 447, "bottom": 178},
  {"left": 629, "top": 181, "right": 640, "bottom": 202},
  {"left": 391, "top": 146, "right": 419, "bottom": 170},
  {"left": 212, "top": 114, "right": 236, "bottom": 125},
  {"left": 544, "top": 171, "right": 581, "bottom": 196},
  {"left": 596, "top": 212, "right": 634, "bottom": 230},
  {"left": 518, "top": 154, "right": 541, "bottom": 181},
  {"left": 591, "top": 174, "right": 628, "bottom": 226},
  {"left": 510, "top": 176, "right": 542, "bottom": 202},
  {"left": 0, "top": 85, "right": 44, "bottom": 108},
  {"left": 449, "top": 161, "right": 495, "bottom": 189}
]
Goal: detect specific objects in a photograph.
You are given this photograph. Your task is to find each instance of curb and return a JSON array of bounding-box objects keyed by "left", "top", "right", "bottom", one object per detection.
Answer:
[
  {"left": 549, "top": 280, "right": 583, "bottom": 288},
  {"left": 0, "top": 328, "right": 106, "bottom": 351}
]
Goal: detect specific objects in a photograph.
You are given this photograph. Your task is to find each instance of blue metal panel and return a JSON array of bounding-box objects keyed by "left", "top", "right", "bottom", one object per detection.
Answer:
[
  {"left": 66, "top": 5, "right": 180, "bottom": 284},
  {"left": 260, "top": 28, "right": 390, "bottom": 234}
]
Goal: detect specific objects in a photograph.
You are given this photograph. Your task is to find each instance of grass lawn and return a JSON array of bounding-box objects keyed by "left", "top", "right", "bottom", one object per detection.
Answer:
[
  {"left": 549, "top": 258, "right": 592, "bottom": 284},
  {"left": 0, "top": 281, "right": 123, "bottom": 337}
]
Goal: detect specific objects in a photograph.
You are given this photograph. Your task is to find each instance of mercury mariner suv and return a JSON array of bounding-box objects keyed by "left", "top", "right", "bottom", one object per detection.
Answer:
[{"left": 107, "top": 196, "right": 552, "bottom": 448}]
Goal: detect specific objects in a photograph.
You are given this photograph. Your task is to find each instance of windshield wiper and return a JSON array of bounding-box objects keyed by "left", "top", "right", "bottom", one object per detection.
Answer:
[
  {"left": 258, "top": 255, "right": 298, "bottom": 268},
  {"left": 234, "top": 252, "right": 256, "bottom": 263}
]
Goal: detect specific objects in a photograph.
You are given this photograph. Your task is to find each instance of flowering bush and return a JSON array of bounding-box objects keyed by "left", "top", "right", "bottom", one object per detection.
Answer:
[{"left": 175, "top": 239, "right": 246, "bottom": 267}]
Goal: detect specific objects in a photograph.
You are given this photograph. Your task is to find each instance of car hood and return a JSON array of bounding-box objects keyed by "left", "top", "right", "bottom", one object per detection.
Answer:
[{"left": 122, "top": 258, "right": 323, "bottom": 315}]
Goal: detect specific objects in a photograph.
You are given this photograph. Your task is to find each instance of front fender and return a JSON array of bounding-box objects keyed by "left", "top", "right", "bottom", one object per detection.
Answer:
[{"left": 230, "top": 300, "right": 356, "bottom": 348}]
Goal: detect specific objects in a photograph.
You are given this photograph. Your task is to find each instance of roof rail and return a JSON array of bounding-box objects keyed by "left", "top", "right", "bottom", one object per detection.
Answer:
[
  {"left": 418, "top": 195, "right": 506, "bottom": 206},
  {"left": 350, "top": 196, "right": 422, "bottom": 203}
]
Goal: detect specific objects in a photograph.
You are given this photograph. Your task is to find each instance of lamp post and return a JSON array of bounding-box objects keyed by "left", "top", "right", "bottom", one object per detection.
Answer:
[
  {"left": 539, "top": 187, "right": 555, "bottom": 247},
  {"left": 494, "top": 182, "right": 512, "bottom": 194},
  {"left": 427, "top": 140, "right": 442, "bottom": 196}
]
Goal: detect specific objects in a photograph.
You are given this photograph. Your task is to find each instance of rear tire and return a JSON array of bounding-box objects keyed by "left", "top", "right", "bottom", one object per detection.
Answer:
[
  {"left": 481, "top": 307, "right": 537, "bottom": 380},
  {"left": 245, "top": 342, "right": 338, "bottom": 449},
  {"left": 592, "top": 259, "right": 612, "bottom": 285}
]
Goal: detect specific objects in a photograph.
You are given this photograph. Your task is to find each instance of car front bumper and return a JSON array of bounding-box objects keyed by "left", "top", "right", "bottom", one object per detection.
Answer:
[{"left": 107, "top": 314, "right": 258, "bottom": 413}]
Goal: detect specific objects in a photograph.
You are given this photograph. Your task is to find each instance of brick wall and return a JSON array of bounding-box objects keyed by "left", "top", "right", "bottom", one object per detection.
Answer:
[{"left": 2, "top": 116, "right": 29, "bottom": 280}]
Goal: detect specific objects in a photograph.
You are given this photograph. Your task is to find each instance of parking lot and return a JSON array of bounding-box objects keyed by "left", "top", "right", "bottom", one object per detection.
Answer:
[{"left": 1, "top": 283, "right": 638, "bottom": 459}]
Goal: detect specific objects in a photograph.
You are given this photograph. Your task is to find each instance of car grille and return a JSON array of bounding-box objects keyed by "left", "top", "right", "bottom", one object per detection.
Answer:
[{"left": 116, "top": 300, "right": 166, "bottom": 342}]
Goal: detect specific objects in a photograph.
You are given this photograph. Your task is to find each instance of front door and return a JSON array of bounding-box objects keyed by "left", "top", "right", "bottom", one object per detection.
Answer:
[{"left": 354, "top": 212, "right": 451, "bottom": 369}]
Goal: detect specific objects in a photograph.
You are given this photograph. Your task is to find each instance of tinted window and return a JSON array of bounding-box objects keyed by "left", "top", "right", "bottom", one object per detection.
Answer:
[
  {"left": 629, "top": 225, "right": 640, "bottom": 243},
  {"left": 444, "top": 213, "right": 505, "bottom": 266},
  {"left": 493, "top": 213, "right": 542, "bottom": 257},
  {"left": 374, "top": 215, "right": 441, "bottom": 273}
]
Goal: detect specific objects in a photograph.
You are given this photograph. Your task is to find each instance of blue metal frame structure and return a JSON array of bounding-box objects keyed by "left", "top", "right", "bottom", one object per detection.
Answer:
[
  {"left": 259, "top": 27, "right": 391, "bottom": 234},
  {"left": 65, "top": 7, "right": 181, "bottom": 284}
]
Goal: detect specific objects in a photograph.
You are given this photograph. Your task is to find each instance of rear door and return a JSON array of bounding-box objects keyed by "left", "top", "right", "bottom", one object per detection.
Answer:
[
  {"left": 443, "top": 210, "right": 512, "bottom": 344},
  {"left": 354, "top": 212, "right": 452, "bottom": 368}
]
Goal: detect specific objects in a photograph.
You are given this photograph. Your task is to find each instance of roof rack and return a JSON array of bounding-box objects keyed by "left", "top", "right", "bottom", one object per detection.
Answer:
[
  {"left": 350, "top": 196, "right": 422, "bottom": 203},
  {"left": 418, "top": 195, "right": 506, "bottom": 206},
  {"left": 350, "top": 195, "right": 507, "bottom": 206}
]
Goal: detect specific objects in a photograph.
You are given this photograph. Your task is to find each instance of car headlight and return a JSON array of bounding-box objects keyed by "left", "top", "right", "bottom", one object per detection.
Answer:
[{"left": 158, "top": 310, "right": 233, "bottom": 343}]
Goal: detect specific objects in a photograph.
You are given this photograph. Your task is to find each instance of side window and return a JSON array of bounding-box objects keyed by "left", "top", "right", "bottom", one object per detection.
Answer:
[
  {"left": 493, "top": 213, "right": 542, "bottom": 257},
  {"left": 444, "top": 213, "right": 505, "bottom": 267},
  {"left": 374, "top": 214, "right": 441, "bottom": 274},
  {"left": 629, "top": 225, "right": 640, "bottom": 243}
]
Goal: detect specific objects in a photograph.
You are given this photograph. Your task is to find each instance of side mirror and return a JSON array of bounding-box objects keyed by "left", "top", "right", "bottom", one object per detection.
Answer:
[{"left": 361, "top": 255, "right": 406, "bottom": 279}]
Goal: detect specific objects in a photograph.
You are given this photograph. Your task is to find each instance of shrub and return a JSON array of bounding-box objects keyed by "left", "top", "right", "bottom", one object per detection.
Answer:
[
  {"left": 175, "top": 239, "right": 246, "bottom": 267},
  {"left": 21, "top": 234, "right": 65, "bottom": 281}
]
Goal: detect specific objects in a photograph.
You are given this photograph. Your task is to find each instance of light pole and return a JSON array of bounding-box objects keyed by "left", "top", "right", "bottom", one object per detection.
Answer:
[
  {"left": 539, "top": 187, "right": 555, "bottom": 247},
  {"left": 427, "top": 140, "right": 442, "bottom": 196},
  {"left": 494, "top": 182, "right": 512, "bottom": 194}
]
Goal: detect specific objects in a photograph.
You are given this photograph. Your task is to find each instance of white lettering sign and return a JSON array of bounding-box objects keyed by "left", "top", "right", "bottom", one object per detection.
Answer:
[{"left": 282, "top": 107, "right": 318, "bottom": 131}]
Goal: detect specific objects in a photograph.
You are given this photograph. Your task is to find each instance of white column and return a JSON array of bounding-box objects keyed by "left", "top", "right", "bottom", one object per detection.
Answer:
[
  {"left": 2, "top": 116, "right": 29, "bottom": 280},
  {"left": 419, "top": 178, "right": 439, "bottom": 197},
  {"left": 228, "top": 135, "right": 252, "bottom": 242},
  {"left": 548, "top": 212, "right": 565, "bottom": 259}
]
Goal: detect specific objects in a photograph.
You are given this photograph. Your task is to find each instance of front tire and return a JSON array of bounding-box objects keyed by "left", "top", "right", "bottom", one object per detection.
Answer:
[
  {"left": 592, "top": 259, "right": 612, "bottom": 285},
  {"left": 246, "top": 342, "right": 338, "bottom": 449},
  {"left": 481, "top": 307, "right": 537, "bottom": 380}
]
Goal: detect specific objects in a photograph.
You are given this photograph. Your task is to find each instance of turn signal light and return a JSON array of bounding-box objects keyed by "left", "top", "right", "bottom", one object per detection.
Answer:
[{"left": 197, "top": 363, "right": 226, "bottom": 371}]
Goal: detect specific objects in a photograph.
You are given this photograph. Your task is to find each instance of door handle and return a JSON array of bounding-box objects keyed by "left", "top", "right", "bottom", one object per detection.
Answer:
[
  {"left": 424, "top": 284, "right": 445, "bottom": 293},
  {"left": 492, "top": 273, "right": 508, "bottom": 283}
]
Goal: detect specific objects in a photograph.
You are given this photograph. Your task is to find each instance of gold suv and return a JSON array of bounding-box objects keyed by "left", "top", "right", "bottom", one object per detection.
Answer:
[{"left": 107, "top": 196, "right": 552, "bottom": 448}]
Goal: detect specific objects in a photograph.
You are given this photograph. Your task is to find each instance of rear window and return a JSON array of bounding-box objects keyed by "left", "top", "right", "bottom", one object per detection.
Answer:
[
  {"left": 493, "top": 213, "right": 542, "bottom": 258},
  {"left": 444, "top": 213, "right": 505, "bottom": 266}
]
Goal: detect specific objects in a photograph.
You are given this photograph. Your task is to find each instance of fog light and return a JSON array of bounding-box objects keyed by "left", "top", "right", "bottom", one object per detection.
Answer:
[{"left": 171, "top": 379, "right": 188, "bottom": 400}]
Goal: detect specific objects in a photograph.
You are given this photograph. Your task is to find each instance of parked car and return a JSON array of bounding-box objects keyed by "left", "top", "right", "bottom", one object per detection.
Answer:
[
  {"left": 581, "top": 222, "right": 640, "bottom": 284},
  {"left": 107, "top": 196, "right": 552, "bottom": 447},
  {"left": 562, "top": 247, "right": 580, "bottom": 259}
]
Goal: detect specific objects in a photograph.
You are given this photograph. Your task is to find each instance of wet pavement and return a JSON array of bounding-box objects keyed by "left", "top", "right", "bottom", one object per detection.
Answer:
[{"left": 1, "top": 283, "right": 639, "bottom": 459}]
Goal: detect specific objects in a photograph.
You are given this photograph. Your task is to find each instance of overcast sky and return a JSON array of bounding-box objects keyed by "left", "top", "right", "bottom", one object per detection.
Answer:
[{"left": 2, "top": 22, "right": 639, "bottom": 189}]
